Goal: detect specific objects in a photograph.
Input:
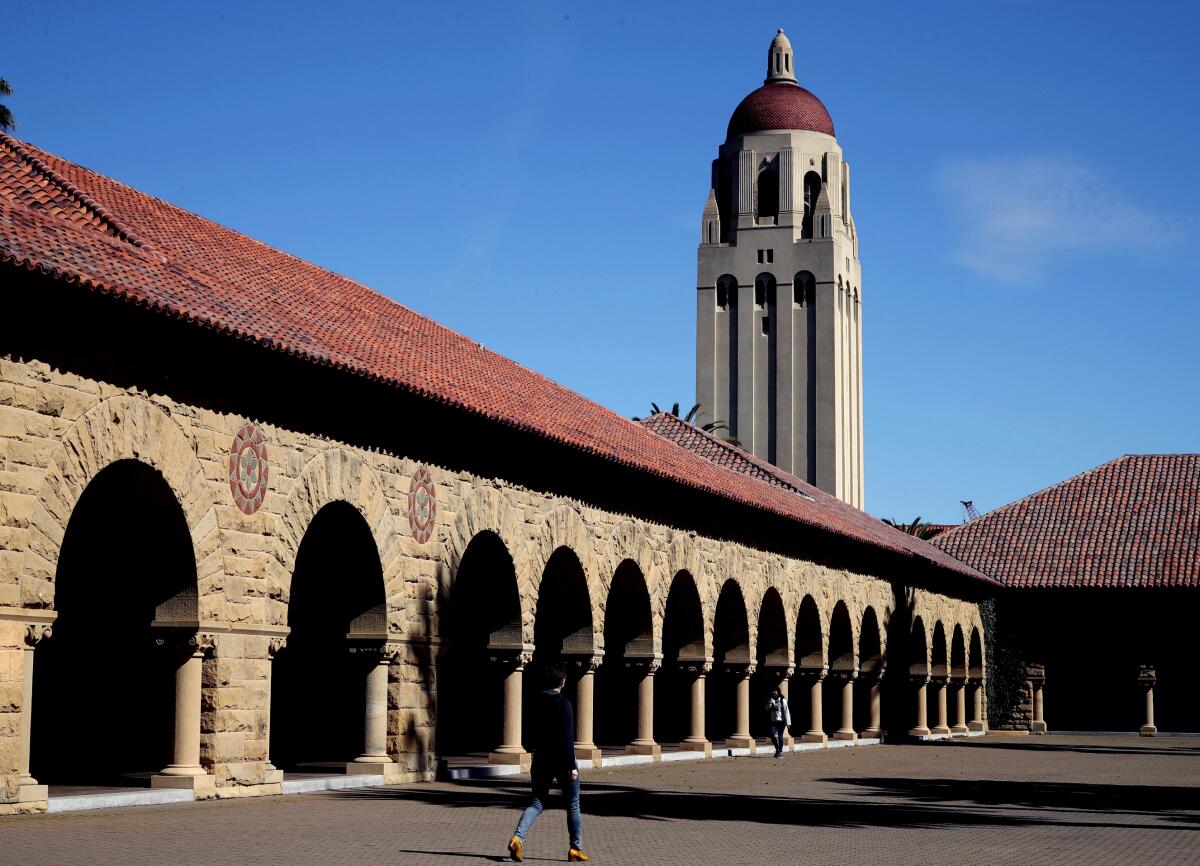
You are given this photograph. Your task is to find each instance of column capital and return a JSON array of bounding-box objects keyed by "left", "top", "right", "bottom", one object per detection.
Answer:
[
  {"left": 681, "top": 660, "right": 713, "bottom": 676},
  {"left": 155, "top": 630, "right": 219, "bottom": 657},
  {"left": 910, "top": 673, "right": 931, "bottom": 686},
  {"left": 23, "top": 623, "right": 52, "bottom": 648},
  {"left": 800, "top": 667, "right": 828, "bottom": 683},
  {"left": 350, "top": 641, "right": 403, "bottom": 663},
  {"left": 626, "top": 655, "right": 662, "bottom": 674},
  {"left": 1137, "top": 664, "right": 1156, "bottom": 686},
  {"left": 570, "top": 654, "right": 604, "bottom": 673},
  {"left": 723, "top": 662, "right": 756, "bottom": 677},
  {"left": 267, "top": 636, "right": 288, "bottom": 657},
  {"left": 490, "top": 650, "right": 534, "bottom": 670}
]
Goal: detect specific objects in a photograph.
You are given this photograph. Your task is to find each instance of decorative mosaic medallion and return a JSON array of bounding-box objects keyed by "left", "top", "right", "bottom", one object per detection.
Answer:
[
  {"left": 228, "top": 423, "right": 269, "bottom": 515},
  {"left": 408, "top": 466, "right": 436, "bottom": 544}
]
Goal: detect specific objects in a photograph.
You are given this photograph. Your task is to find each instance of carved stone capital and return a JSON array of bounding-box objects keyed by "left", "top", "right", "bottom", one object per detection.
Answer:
[
  {"left": 911, "top": 674, "right": 931, "bottom": 686},
  {"left": 267, "top": 636, "right": 288, "bottom": 658},
  {"left": 489, "top": 651, "right": 534, "bottom": 671},
  {"left": 570, "top": 655, "right": 604, "bottom": 674},
  {"left": 681, "top": 661, "right": 712, "bottom": 676},
  {"left": 155, "top": 630, "right": 218, "bottom": 657},
  {"left": 1137, "top": 665, "right": 1156, "bottom": 687},
  {"left": 625, "top": 656, "right": 662, "bottom": 674},
  {"left": 23, "top": 623, "right": 52, "bottom": 648},
  {"left": 350, "top": 642, "right": 403, "bottom": 663}
]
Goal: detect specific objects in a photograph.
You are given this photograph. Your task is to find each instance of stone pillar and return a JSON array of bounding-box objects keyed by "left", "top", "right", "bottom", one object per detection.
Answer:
[
  {"left": 951, "top": 678, "right": 969, "bottom": 735},
  {"left": 18, "top": 624, "right": 51, "bottom": 803},
  {"left": 932, "top": 678, "right": 951, "bottom": 735},
  {"left": 490, "top": 652, "right": 532, "bottom": 768},
  {"left": 1139, "top": 665, "right": 1157, "bottom": 737},
  {"left": 861, "top": 669, "right": 884, "bottom": 740},
  {"left": 681, "top": 662, "right": 712, "bottom": 757},
  {"left": 349, "top": 644, "right": 398, "bottom": 773},
  {"left": 777, "top": 667, "right": 796, "bottom": 751},
  {"left": 262, "top": 638, "right": 285, "bottom": 785},
  {"left": 908, "top": 676, "right": 930, "bottom": 737},
  {"left": 152, "top": 633, "right": 216, "bottom": 791},
  {"left": 627, "top": 658, "right": 661, "bottom": 759},
  {"left": 573, "top": 656, "right": 603, "bottom": 765},
  {"left": 833, "top": 670, "right": 857, "bottom": 741},
  {"left": 968, "top": 677, "right": 987, "bottom": 733},
  {"left": 726, "top": 664, "right": 756, "bottom": 751},
  {"left": 1028, "top": 665, "right": 1047, "bottom": 734},
  {"left": 801, "top": 669, "right": 828, "bottom": 744}
]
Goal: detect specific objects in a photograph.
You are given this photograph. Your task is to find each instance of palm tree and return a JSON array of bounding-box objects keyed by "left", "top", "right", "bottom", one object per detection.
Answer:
[
  {"left": 0, "top": 78, "right": 13, "bottom": 132},
  {"left": 882, "top": 516, "right": 942, "bottom": 541},
  {"left": 633, "top": 401, "right": 729, "bottom": 434}
]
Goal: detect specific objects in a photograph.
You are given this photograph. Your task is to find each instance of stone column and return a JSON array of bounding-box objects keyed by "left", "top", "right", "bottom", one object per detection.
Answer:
[
  {"left": 573, "top": 656, "right": 603, "bottom": 765},
  {"left": 349, "top": 644, "right": 398, "bottom": 773},
  {"left": 861, "top": 669, "right": 884, "bottom": 740},
  {"left": 490, "top": 652, "right": 532, "bottom": 768},
  {"left": 908, "top": 676, "right": 930, "bottom": 737},
  {"left": 726, "top": 664, "right": 756, "bottom": 752},
  {"left": 262, "top": 637, "right": 285, "bottom": 784},
  {"left": 801, "top": 669, "right": 828, "bottom": 744},
  {"left": 777, "top": 667, "right": 796, "bottom": 751},
  {"left": 951, "top": 678, "right": 970, "bottom": 735},
  {"left": 968, "top": 677, "right": 987, "bottom": 733},
  {"left": 152, "top": 633, "right": 216, "bottom": 791},
  {"left": 627, "top": 658, "right": 661, "bottom": 759},
  {"left": 833, "top": 670, "right": 857, "bottom": 741},
  {"left": 18, "top": 624, "right": 51, "bottom": 803},
  {"left": 1028, "top": 665, "right": 1047, "bottom": 734},
  {"left": 681, "top": 662, "right": 712, "bottom": 757},
  {"left": 932, "top": 678, "right": 951, "bottom": 735},
  {"left": 1139, "top": 665, "right": 1157, "bottom": 737}
]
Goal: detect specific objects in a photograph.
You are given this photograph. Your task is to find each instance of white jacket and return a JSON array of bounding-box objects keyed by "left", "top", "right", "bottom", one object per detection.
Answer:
[{"left": 765, "top": 696, "right": 791, "bottom": 726}]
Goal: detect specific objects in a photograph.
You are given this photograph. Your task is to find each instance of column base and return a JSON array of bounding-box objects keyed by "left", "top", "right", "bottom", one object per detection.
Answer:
[
  {"left": 18, "top": 783, "right": 48, "bottom": 803},
  {"left": 832, "top": 730, "right": 857, "bottom": 742},
  {"left": 931, "top": 726, "right": 952, "bottom": 735},
  {"left": 861, "top": 727, "right": 883, "bottom": 740},
  {"left": 1029, "top": 720, "right": 1047, "bottom": 735},
  {"left": 801, "top": 732, "right": 828, "bottom": 745},
  {"left": 1140, "top": 724, "right": 1158, "bottom": 737},
  {"left": 489, "top": 749, "right": 532, "bottom": 770},
  {"left": 626, "top": 741, "right": 661, "bottom": 759},
  {"left": 968, "top": 721, "right": 986, "bottom": 733},
  {"left": 264, "top": 767, "right": 284, "bottom": 785},
  {"left": 347, "top": 757, "right": 394, "bottom": 774},
  {"left": 575, "top": 745, "right": 602, "bottom": 765},
  {"left": 680, "top": 738, "right": 712, "bottom": 757},
  {"left": 725, "top": 735, "right": 755, "bottom": 751},
  {"left": 951, "top": 725, "right": 970, "bottom": 735},
  {"left": 908, "top": 726, "right": 931, "bottom": 737},
  {"left": 151, "top": 773, "right": 215, "bottom": 791}
]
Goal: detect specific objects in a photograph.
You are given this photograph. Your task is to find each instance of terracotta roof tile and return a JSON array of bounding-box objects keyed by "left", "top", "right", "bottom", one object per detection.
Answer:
[
  {"left": 932, "top": 455, "right": 1200, "bottom": 589},
  {"left": 0, "top": 133, "right": 988, "bottom": 587}
]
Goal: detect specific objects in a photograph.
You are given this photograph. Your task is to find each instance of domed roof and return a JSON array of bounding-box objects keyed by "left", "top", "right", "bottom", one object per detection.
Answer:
[{"left": 727, "top": 82, "right": 835, "bottom": 139}]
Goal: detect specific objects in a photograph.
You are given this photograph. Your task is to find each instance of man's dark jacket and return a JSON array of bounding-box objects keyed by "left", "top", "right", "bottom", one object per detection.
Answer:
[{"left": 530, "top": 688, "right": 577, "bottom": 774}]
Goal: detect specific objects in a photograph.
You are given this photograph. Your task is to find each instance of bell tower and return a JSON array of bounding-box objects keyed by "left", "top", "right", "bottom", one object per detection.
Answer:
[{"left": 695, "top": 30, "right": 864, "bottom": 508}]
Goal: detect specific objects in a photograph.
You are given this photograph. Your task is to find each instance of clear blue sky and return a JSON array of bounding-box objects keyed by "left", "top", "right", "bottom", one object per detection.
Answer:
[{"left": 7, "top": 1, "right": 1198, "bottom": 522}]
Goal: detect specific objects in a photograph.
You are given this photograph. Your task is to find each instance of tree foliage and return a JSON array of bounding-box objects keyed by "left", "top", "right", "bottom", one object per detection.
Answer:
[{"left": 0, "top": 77, "right": 14, "bottom": 132}]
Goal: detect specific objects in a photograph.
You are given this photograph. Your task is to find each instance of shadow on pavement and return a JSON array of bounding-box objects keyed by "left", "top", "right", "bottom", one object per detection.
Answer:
[{"left": 935, "top": 738, "right": 1200, "bottom": 759}]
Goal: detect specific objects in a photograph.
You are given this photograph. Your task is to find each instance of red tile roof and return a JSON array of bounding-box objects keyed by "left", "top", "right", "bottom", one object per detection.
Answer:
[
  {"left": 640, "top": 413, "right": 994, "bottom": 584},
  {"left": 932, "top": 455, "right": 1200, "bottom": 589},
  {"left": 0, "top": 132, "right": 988, "bottom": 587},
  {"left": 727, "top": 82, "right": 835, "bottom": 140}
]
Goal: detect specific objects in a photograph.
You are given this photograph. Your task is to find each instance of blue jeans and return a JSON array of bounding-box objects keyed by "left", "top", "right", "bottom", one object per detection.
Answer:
[
  {"left": 770, "top": 721, "right": 788, "bottom": 753},
  {"left": 514, "top": 765, "right": 581, "bottom": 850}
]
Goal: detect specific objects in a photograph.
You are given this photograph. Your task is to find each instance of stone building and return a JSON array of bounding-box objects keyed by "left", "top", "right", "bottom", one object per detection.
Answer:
[
  {"left": 0, "top": 106, "right": 989, "bottom": 812},
  {"left": 933, "top": 455, "right": 1200, "bottom": 734},
  {"left": 695, "top": 30, "right": 864, "bottom": 507}
]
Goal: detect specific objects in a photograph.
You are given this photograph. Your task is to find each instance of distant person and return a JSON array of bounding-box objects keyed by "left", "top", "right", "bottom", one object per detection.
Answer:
[
  {"left": 508, "top": 664, "right": 589, "bottom": 862},
  {"left": 766, "top": 687, "right": 791, "bottom": 758}
]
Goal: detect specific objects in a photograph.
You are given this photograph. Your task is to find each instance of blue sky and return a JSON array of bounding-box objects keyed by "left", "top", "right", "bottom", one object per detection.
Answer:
[{"left": 6, "top": 1, "right": 1198, "bottom": 522}]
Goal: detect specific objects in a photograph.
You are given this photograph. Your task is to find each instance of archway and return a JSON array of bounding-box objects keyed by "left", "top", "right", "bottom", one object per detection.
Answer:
[
  {"left": 794, "top": 595, "right": 824, "bottom": 740},
  {"left": 658, "top": 571, "right": 705, "bottom": 744},
  {"left": 968, "top": 626, "right": 985, "bottom": 731},
  {"left": 752, "top": 588, "right": 789, "bottom": 740},
  {"left": 950, "top": 624, "right": 967, "bottom": 733},
  {"left": 437, "top": 530, "right": 522, "bottom": 757},
  {"left": 825, "top": 601, "right": 855, "bottom": 736},
  {"left": 533, "top": 547, "right": 595, "bottom": 751},
  {"left": 598, "top": 560, "right": 653, "bottom": 748},
  {"left": 909, "top": 616, "right": 931, "bottom": 735},
  {"left": 31, "top": 460, "right": 197, "bottom": 786},
  {"left": 856, "top": 606, "right": 883, "bottom": 735},
  {"left": 271, "top": 501, "right": 386, "bottom": 773},
  {"left": 709, "top": 580, "right": 750, "bottom": 743},
  {"left": 929, "top": 622, "right": 949, "bottom": 734}
]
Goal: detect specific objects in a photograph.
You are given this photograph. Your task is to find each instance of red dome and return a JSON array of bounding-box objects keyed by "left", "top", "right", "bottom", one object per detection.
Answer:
[{"left": 727, "top": 82, "right": 835, "bottom": 139}]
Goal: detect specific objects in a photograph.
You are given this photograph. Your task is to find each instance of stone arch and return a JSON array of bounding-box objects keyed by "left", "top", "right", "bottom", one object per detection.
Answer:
[
  {"left": 968, "top": 625, "right": 985, "bottom": 679},
  {"left": 534, "top": 545, "right": 596, "bottom": 661},
  {"left": 756, "top": 587, "right": 790, "bottom": 669},
  {"left": 21, "top": 393, "right": 219, "bottom": 613},
  {"left": 930, "top": 621, "right": 949, "bottom": 679},
  {"left": 657, "top": 534, "right": 705, "bottom": 625},
  {"left": 444, "top": 485, "right": 533, "bottom": 640},
  {"left": 859, "top": 606, "right": 884, "bottom": 678},
  {"left": 950, "top": 624, "right": 968, "bottom": 680},
  {"left": 527, "top": 503, "right": 602, "bottom": 647},
  {"left": 795, "top": 594, "right": 825, "bottom": 672},
  {"left": 910, "top": 616, "right": 930, "bottom": 677},
  {"left": 277, "top": 448, "right": 402, "bottom": 628},
  {"left": 712, "top": 579, "right": 751, "bottom": 666},
  {"left": 829, "top": 600, "right": 856, "bottom": 673}
]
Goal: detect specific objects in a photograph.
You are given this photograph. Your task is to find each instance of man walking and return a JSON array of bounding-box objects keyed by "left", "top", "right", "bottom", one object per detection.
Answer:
[
  {"left": 508, "top": 665, "right": 589, "bottom": 862},
  {"left": 766, "top": 686, "right": 791, "bottom": 758}
]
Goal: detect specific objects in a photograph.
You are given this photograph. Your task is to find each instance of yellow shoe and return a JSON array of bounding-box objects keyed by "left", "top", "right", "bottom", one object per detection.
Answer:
[
  {"left": 508, "top": 836, "right": 523, "bottom": 862},
  {"left": 568, "top": 849, "right": 590, "bottom": 862}
]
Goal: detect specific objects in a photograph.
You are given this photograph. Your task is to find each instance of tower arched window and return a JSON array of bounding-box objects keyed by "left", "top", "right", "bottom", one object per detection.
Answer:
[
  {"left": 757, "top": 168, "right": 779, "bottom": 223},
  {"left": 754, "top": 273, "right": 775, "bottom": 309},
  {"left": 802, "top": 171, "right": 822, "bottom": 239},
  {"left": 716, "top": 275, "right": 737, "bottom": 310},
  {"left": 794, "top": 271, "right": 815, "bottom": 306}
]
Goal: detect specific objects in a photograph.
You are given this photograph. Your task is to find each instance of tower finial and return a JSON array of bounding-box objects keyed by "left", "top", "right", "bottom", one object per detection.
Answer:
[{"left": 765, "top": 29, "right": 796, "bottom": 85}]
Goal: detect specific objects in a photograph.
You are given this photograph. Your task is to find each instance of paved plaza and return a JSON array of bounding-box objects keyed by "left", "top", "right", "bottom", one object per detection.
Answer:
[{"left": 6, "top": 735, "right": 1200, "bottom": 865}]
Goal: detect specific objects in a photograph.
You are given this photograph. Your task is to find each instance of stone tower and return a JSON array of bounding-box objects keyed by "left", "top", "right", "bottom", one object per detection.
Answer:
[{"left": 695, "top": 29, "right": 864, "bottom": 508}]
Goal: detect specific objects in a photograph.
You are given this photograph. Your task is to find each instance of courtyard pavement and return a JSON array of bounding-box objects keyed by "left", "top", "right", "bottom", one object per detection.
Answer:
[{"left": 5, "top": 735, "right": 1200, "bottom": 865}]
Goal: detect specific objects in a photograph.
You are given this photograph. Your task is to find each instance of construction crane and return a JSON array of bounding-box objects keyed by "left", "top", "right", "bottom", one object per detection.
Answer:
[{"left": 961, "top": 500, "right": 981, "bottom": 522}]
